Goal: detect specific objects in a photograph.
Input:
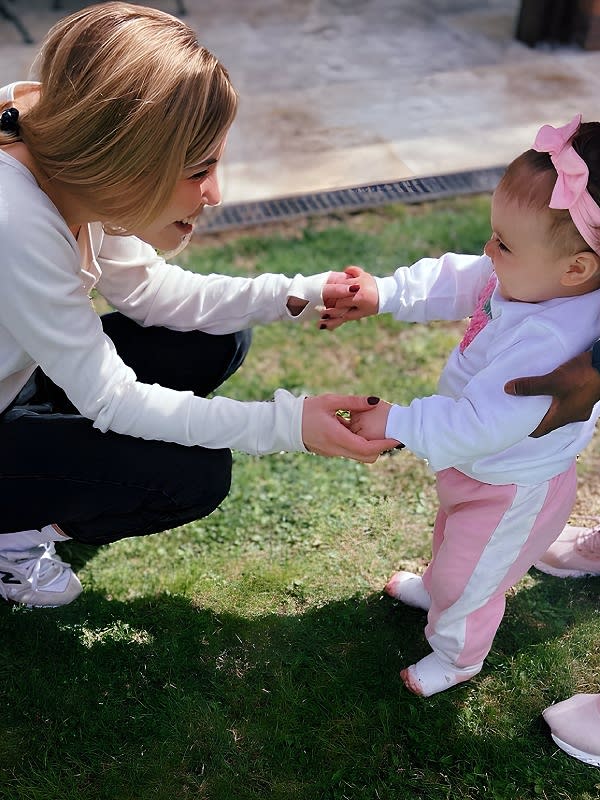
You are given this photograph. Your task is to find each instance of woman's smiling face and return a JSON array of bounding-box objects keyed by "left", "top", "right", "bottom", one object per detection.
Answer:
[{"left": 131, "top": 137, "right": 226, "bottom": 254}]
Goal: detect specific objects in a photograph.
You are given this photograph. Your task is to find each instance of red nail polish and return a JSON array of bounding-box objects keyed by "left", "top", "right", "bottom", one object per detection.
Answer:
[
  {"left": 319, "top": 324, "right": 327, "bottom": 330},
  {"left": 367, "top": 396, "right": 380, "bottom": 405},
  {"left": 350, "top": 285, "right": 360, "bottom": 292}
]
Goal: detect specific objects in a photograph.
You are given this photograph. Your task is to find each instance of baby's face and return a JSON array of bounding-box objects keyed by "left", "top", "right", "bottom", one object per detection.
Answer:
[{"left": 484, "top": 189, "right": 572, "bottom": 303}]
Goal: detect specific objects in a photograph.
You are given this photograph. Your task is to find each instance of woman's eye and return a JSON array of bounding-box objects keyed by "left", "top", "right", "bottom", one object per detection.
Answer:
[{"left": 189, "top": 170, "right": 209, "bottom": 181}]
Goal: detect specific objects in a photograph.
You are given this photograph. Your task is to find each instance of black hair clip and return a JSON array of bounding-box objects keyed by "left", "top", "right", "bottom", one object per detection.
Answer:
[{"left": 0, "top": 107, "right": 20, "bottom": 133}]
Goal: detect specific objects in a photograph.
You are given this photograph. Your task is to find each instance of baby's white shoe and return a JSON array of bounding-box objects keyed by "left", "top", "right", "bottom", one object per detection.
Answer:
[
  {"left": 384, "top": 570, "right": 431, "bottom": 611},
  {"left": 400, "top": 652, "right": 482, "bottom": 697}
]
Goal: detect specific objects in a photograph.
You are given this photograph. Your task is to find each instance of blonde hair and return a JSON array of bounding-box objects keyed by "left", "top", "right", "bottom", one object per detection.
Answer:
[{"left": 10, "top": 2, "right": 237, "bottom": 229}]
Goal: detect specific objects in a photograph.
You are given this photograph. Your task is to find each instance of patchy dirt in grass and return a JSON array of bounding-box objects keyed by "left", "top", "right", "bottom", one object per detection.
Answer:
[{"left": 571, "top": 435, "right": 600, "bottom": 525}]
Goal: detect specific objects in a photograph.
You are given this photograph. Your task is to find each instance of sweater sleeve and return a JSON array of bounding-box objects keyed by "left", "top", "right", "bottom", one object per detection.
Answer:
[
  {"left": 96, "top": 233, "right": 328, "bottom": 332},
  {"left": 374, "top": 252, "right": 493, "bottom": 322},
  {"left": 0, "top": 194, "right": 308, "bottom": 454}
]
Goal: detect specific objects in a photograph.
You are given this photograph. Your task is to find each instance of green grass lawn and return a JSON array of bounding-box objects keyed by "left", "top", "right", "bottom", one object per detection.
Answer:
[{"left": 2, "top": 197, "right": 600, "bottom": 800}]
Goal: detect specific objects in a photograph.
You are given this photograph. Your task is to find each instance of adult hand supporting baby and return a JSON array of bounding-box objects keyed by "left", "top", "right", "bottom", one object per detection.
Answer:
[
  {"left": 504, "top": 351, "right": 600, "bottom": 436},
  {"left": 302, "top": 394, "right": 399, "bottom": 463}
]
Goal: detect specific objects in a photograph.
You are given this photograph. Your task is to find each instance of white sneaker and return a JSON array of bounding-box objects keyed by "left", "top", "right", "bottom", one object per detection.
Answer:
[
  {"left": 384, "top": 570, "right": 431, "bottom": 611},
  {"left": 0, "top": 542, "right": 82, "bottom": 607},
  {"left": 400, "top": 651, "right": 482, "bottom": 697}
]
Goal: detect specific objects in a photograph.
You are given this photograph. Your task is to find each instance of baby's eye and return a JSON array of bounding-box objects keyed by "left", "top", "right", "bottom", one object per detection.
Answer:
[{"left": 498, "top": 240, "right": 509, "bottom": 252}]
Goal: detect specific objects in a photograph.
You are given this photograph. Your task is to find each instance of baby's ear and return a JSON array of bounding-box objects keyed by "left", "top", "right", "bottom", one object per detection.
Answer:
[{"left": 560, "top": 251, "right": 600, "bottom": 287}]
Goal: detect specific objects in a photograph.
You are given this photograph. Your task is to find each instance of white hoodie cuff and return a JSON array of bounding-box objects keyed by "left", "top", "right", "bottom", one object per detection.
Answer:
[
  {"left": 285, "top": 272, "right": 329, "bottom": 320},
  {"left": 268, "top": 388, "right": 308, "bottom": 453},
  {"left": 375, "top": 275, "right": 401, "bottom": 314}
]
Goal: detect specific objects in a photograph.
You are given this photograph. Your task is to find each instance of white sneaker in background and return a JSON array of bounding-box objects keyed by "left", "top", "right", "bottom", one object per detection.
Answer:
[
  {"left": 534, "top": 525, "right": 600, "bottom": 578},
  {"left": 543, "top": 694, "right": 600, "bottom": 767}
]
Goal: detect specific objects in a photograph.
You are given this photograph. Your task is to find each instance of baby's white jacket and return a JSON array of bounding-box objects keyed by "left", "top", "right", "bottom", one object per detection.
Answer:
[
  {"left": 374, "top": 252, "right": 600, "bottom": 486},
  {"left": 0, "top": 146, "right": 328, "bottom": 455}
]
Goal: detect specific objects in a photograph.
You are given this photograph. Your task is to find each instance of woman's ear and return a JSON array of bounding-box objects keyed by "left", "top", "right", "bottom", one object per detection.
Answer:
[{"left": 561, "top": 251, "right": 600, "bottom": 287}]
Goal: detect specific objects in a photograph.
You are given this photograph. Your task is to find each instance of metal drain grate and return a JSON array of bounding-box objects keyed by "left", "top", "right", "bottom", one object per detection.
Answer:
[{"left": 194, "top": 165, "right": 505, "bottom": 234}]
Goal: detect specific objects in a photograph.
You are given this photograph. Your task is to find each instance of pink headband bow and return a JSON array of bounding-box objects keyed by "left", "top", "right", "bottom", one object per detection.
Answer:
[{"left": 533, "top": 114, "right": 600, "bottom": 256}]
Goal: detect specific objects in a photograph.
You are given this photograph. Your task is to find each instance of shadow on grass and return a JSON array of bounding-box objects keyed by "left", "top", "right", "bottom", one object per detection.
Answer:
[
  {"left": 0, "top": 570, "right": 598, "bottom": 800},
  {"left": 55, "top": 539, "right": 101, "bottom": 574}
]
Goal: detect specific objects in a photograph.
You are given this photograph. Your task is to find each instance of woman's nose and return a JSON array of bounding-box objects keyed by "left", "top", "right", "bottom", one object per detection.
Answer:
[{"left": 202, "top": 172, "right": 222, "bottom": 207}]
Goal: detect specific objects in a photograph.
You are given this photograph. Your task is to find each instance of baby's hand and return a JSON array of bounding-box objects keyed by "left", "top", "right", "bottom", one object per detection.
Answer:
[
  {"left": 320, "top": 266, "right": 379, "bottom": 330},
  {"left": 349, "top": 398, "right": 399, "bottom": 443}
]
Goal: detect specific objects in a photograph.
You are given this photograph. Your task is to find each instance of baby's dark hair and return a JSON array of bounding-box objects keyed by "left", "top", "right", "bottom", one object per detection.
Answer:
[{"left": 498, "top": 121, "right": 600, "bottom": 255}]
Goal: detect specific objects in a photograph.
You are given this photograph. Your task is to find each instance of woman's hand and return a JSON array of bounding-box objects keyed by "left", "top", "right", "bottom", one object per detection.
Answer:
[
  {"left": 320, "top": 266, "right": 379, "bottom": 330},
  {"left": 320, "top": 269, "right": 362, "bottom": 309},
  {"left": 302, "top": 394, "right": 399, "bottom": 462},
  {"left": 504, "top": 351, "right": 600, "bottom": 437},
  {"left": 286, "top": 271, "right": 359, "bottom": 317}
]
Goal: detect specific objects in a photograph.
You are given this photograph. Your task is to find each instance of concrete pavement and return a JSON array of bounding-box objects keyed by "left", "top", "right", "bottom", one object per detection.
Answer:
[{"left": 2, "top": 0, "right": 600, "bottom": 211}]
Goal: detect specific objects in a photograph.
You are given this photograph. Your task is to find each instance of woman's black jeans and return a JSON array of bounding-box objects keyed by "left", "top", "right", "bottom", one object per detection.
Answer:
[{"left": 0, "top": 313, "right": 252, "bottom": 545}]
